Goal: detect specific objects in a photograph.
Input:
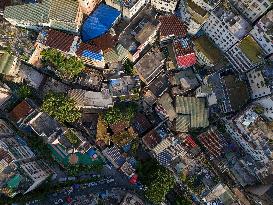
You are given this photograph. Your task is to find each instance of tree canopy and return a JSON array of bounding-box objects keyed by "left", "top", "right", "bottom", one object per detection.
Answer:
[
  {"left": 41, "top": 92, "right": 81, "bottom": 123},
  {"left": 17, "top": 85, "right": 32, "bottom": 99},
  {"left": 137, "top": 159, "right": 175, "bottom": 204},
  {"left": 41, "top": 48, "right": 84, "bottom": 79}
]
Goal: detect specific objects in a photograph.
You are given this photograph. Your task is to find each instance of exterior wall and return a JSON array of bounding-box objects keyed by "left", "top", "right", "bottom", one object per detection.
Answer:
[
  {"left": 203, "top": 14, "right": 239, "bottom": 52},
  {"left": 250, "top": 10, "right": 273, "bottom": 56},
  {"left": 225, "top": 121, "right": 268, "bottom": 163},
  {"left": 225, "top": 44, "right": 257, "bottom": 73},
  {"left": 229, "top": 0, "right": 271, "bottom": 23},
  {"left": 151, "top": 0, "right": 178, "bottom": 13}
]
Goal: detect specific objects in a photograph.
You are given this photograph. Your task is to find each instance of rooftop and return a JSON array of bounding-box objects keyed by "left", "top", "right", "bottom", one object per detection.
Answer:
[
  {"left": 193, "top": 35, "right": 225, "bottom": 64},
  {"left": 0, "top": 51, "right": 17, "bottom": 75},
  {"left": 148, "top": 73, "right": 169, "bottom": 98},
  {"left": 9, "top": 100, "right": 35, "bottom": 122},
  {"left": 4, "top": 0, "right": 81, "bottom": 32},
  {"left": 173, "top": 38, "right": 196, "bottom": 68},
  {"left": 239, "top": 35, "right": 264, "bottom": 64},
  {"left": 134, "top": 48, "right": 165, "bottom": 84},
  {"left": 81, "top": 4, "right": 120, "bottom": 42},
  {"left": 159, "top": 15, "right": 187, "bottom": 39},
  {"left": 176, "top": 96, "right": 209, "bottom": 129}
]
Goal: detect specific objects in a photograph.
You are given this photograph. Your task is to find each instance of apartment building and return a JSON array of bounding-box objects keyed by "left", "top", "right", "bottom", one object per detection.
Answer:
[
  {"left": 250, "top": 10, "right": 273, "bottom": 56},
  {"left": 229, "top": 0, "right": 272, "bottom": 23},
  {"left": 202, "top": 2, "right": 251, "bottom": 52},
  {"left": 225, "top": 35, "right": 265, "bottom": 73}
]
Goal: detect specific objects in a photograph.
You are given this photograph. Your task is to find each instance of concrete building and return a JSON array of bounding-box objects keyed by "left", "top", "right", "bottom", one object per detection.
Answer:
[
  {"left": 151, "top": 0, "right": 179, "bottom": 13},
  {"left": 250, "top": 10, "right": 273, "bottom": 56},
  {"left": 229, "top": 0, "right": 272, "bottom": 23},
  {"left": 118, "top": 8, "right": 160, "bottom": 62},
  {"left": 225, "top": 35, "right": 265, "bottom": 73},
  {"left": 0, "top": 131, "right": 51, "bottom": 197},
  {"left": 202, "top": 2, "right": 251, "bottom": 52},
  {"left": 105, "top": 0, "right": 146, "bottom": 19}
]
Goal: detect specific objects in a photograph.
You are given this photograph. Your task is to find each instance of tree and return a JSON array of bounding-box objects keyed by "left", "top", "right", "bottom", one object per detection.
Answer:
[
  {"left": 41, "top": 92, "right": 81, "bottom": 123},
  {"left": 174, "top": 196, "right": 191, "bottom": 205},
  {"left": 137, "top": 159, "right": 175, "bottom": 204},
  {"left": 17, "top": 85, "right": 32, "bottom": 99}
]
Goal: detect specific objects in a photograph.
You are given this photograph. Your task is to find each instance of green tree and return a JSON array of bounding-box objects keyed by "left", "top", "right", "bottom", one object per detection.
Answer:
[
  {"left": 41, "top": 92, "right": 81, "bottom": 123},
  {"left": 137, "top": 159, "right": 175, "bottom": 204},
  {"left": 174, "top": 196, "right": 191, "bottom": 205},
  {"left": 17, "top": 85, "right": 32, "bottom": 99}
]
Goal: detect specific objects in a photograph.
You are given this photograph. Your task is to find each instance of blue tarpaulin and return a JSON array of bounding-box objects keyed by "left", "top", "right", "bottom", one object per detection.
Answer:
[{"left": 81, "top": 4, "right": 121, "bottom": 42}]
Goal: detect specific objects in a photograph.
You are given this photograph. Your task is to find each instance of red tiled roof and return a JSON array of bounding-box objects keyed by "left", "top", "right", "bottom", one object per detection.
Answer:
[
  {"left": 9, "top": 100, "right": 34, "bottom": 122},
  {"left": 92, "top": 33, "right": 117, "bottom": 51},
  {"left": 76, "top": 42, "right": 101, "bottom": 56},
  {"left": 177, "top": 53, "right": 196, "bottom": 68},
  {"left": 159, "top": 15, "right": 187, "bottom": 39},
  {"left": 173, "top": 38, "right": 196, "bottom": 67},
  {"left": 45, "top": 30, "right": 75, "bottom": 52}
]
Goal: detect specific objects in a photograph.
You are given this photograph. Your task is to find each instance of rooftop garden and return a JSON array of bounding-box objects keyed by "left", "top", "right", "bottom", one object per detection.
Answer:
[
  {"left": 194, "top": 36, "right": 226, "bottom": 64},
  {"left": 187, "top": 0, "right": 207, "bottom": 17},
  {"left": 239, "top": 35, "right": 264, "bottom": 64},
  {"left": 41, "top": 92, "right": 81, "bottom": 123},
  {"left": 65, "top": 129, "right": 81, "bottom": 146},
  {"left": 40, "top": 48, "right": 84, "bottom": 79}
]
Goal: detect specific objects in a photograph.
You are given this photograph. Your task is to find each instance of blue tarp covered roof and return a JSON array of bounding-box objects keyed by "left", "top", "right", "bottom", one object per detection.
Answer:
[
  {"left": 82, "top": 50, "right": 103, "bottom": 61},
  {"left": 81, "top": 4, "right": 120, "bottom": 42}
]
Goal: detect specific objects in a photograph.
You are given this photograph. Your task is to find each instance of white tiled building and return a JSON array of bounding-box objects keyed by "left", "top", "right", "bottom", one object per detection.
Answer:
[
  {"left": 256, "top": 96, "right": 273, "bottom": 121},
  {"left": 202, "top": 3, "right": 251, "bottom": 52},
  {"left": 250, "top": 10, "right": 273, "bottom": 56},
  {"left": 229, "top": 0, "right": 272, "bottom": 23},
  {"left": 151, "top": 0, "right": 179, "bottom": 13}
]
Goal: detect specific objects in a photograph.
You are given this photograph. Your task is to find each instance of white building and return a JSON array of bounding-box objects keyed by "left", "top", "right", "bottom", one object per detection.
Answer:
[
  {"left": 229, "top": 0, "right": 272, "bottom": 23},
  {"left": 250, "top": 10, "right": 273, "bottom": 56},
  {"left": 151, "top": 0, "right": 179, "bottom": 13},
  {"left": 256, "top": 96, "right": 273, "bottom": 121},
  {"left": 105, "top": 0, "right": 146, "bottom": 19},
  {"left": 202, "top": 3, "right": 251, "bottom": 52},
  {"left": 225, "top": 120, "right": 268, "bottom": 164},
  {"left": 225, "top": 35, "right": 265, "bottom": 73},
  {"left": 247, "top": 68, "right": 272, "bottom": 99}
]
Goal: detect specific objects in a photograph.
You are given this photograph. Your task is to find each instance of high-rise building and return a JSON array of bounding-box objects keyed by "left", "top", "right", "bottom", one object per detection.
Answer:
[{"left": 229, "top": 0, "right": 272, "bottom": 23}]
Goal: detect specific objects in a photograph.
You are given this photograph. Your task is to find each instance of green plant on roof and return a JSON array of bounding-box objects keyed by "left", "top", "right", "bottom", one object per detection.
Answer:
[
  {"left": 17, "top": 85, "right": 32, "bottom": 100},
  {"left": 123, "top": 59, "right": 134, "bottom": 76},
  {"left": 41, "top": 48, "right": 84, "bottom": 79},
  {"left": 104, "top": 102, "right": 138, "bottom": 125},
  {"left": 65, "top": 129, "right": 80, "bottom": 145},
  {"left": 42, "top": 92, "right": 81, "bottom": 123},
  {"left": 239, "top": 36, "right": 263, "bottom": 64}
]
